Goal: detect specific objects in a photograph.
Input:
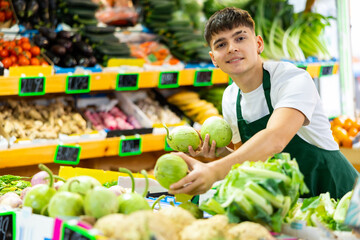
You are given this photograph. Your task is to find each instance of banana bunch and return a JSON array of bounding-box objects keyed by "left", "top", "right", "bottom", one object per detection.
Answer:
[{"left": 167, "top": 91, "right": 221, "bottom": 124}]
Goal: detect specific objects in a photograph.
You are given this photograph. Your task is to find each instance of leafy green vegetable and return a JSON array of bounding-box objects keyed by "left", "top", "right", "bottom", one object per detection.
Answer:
[
  {"left": 0, "top": 175, "right": 31, "bottom": 196},
  {"left": 285, "top": 191, "right": 352, "bottom": 231},
  {"left": 200, "top": 153, "right": 308, "bottom": 232},
  {"left": 102, "top": 180, "right": 118, "bottom": 188}
]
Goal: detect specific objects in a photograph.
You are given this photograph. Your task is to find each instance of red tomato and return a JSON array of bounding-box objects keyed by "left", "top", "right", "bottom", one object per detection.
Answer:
[
  {"left": 1, "top": 57, "right": 12, "bottom": 68},
  {"left": 21, "top": 42, "right": 31, "bottom": 51},
  {"left": 0, "top": 49, "right": 9, "bottom": 58},
  {"left": 30, "top": 57, "right": 40, "bottom": 65},
  {"left": 18, "top": 56, "right": 30, "bottom": 66},
  {"left": 30, "top": 46, "right": 40, "bottom": 56},
  {"left": 9, "top": 55, "right": 17, "bottom": 63},
  {"left": 4, "top": 10, "right": 12, "bottom": 20}
]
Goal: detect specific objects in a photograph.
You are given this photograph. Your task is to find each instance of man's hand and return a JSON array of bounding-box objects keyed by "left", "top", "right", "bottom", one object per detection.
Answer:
[
  {"left": 188, "top": 134, "right": 228, "bottom": 159},
  {"left": 168, "top": 152, "right": 218, "bottom": 196}
]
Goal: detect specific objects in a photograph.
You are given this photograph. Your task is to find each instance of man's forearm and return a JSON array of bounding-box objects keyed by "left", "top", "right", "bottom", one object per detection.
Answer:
[{"left": 209, "top": 128, "right": 285, "bottom": 181}]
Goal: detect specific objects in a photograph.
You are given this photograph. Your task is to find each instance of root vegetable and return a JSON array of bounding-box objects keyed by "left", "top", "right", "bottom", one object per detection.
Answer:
[
  {"left": 0, "top": 192, "right": 22, "bottom": 208},
  {"left": 31, "top": 171, "right": 50, "bottom": 186}
]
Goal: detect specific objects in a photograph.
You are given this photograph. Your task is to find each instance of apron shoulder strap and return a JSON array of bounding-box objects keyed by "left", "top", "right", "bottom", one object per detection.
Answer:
[{"left": 262, "top": 69, "right": 274, "bottom": 113}]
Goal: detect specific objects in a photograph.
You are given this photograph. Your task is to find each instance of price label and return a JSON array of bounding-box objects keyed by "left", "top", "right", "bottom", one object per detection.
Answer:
[
  {"left": 65, "top": 75, "right": 91, "bottom": 94},
  {"left": 158, "top": 71, "right": 179, "bottom": 89},
  {"left": 61, "top": 223, "right": 95, "bottom": 240},
  {"left": 320, "top": 65, "right": 333, "bottom": 77},
  {"left": 54, "top": 145, "right": 81, "bottom": 165},
  {"left": 194, "top": 70, "right": 213, "bottom": 87},
  {"left": 0, "top": 211, "right": 16, "bottom": 240},
  {"left": 119, "top": 137, "right": 142, "bottom": 156},
  {"left": 116, "top": 73, "right": 139, "bottom": 91},
  {"left": 164, "top": 138, "right": 173, "bottom": 151},
  {"left": 19, "top": 76, "right": 46, "bottom": 96}
]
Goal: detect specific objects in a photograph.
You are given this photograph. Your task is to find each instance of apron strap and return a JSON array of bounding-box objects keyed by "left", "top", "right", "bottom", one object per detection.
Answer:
[{"left": 262, "top": 69, "right": 274, "bottom": 113}]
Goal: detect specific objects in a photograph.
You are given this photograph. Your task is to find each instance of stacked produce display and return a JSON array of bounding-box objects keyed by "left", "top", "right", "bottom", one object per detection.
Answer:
[{"left": 0, "top": 0, "right": 359, "bottom": 239}]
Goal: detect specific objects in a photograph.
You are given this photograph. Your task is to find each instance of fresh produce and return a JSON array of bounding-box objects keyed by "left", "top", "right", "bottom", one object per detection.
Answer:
[
  {"left": 0, "top": 0, "right": 15, "bottom": 28},
  {"left": 179, "top": 201, "right": 204, "bottom": 219},
  {"left": 108, "top": 185, "right": 127, "bottom": 196},
  {"left": 95, "top": 210, "right": 178, "bottom": 240},
  {"left": 180, "top": 214, "right": 229, "bottom": 240},
  {"left": 117, "top": 168, "right": 151, "bottom": 214},
  {"left": 0, "top": 192, "right": 22, "bottom": 208},
  {"left": 167, "top": 90, "right": 221, "bottom": 124},
  {"left": 132, "top": 90, "right": 183, "bottom": 126},
  {"left": 32, "top": 28, "right": 97, "bottom": 68},
  {"left": 157, "top": 206, "right": 196, "bottom": 235},
  {"left": 154, "top": 153, "right": 188, "bottom": 189},
  {"left": 84, "top": 186, "right": 118, "bottom": 219},
  {"left": 59, "top": 175, "right": 101, "bottom": 196},
  {"left": 84, "top": 106, "right": 141, "bottom": 131},
  {"left": 31, "top": 171, "right": 49, "bottom": 186},
  {"left": 48, "top": 191, "right": 84, "bottom": 218},
  {"left": 200, "top": 116, "right": 232, "bottom": 148},
  {"left": 200, "top": 153, "right": 308, "bottom": 232},
  {"left": 23, "top": 164, "right": 56, "bottom": 215},
  {"left": 12, "top": 0, "right": 58, "bottom": 29},
  {"left": 331, "top": 116, "right": 360, "bottom": 148},
  {"left": 227, "top": 221, "right": 275, "bottom": 240},
  {"left": 285, "top": 191, "right": 352, "bottom": 231},
  {"left": 0, "top": 98, "right": 93, "bottom": 140},
  {"left": 140, "top": 0, "right": 211, "bottom": 62},
  {"left": 0, "top": 174, "right": 30, "bottom": 196},
  {"left": 199, "top": 86, "right": 226, "bottom": 114},
  {"left": 57, "top": 0, "right": 99, "bottom": 28},
  {"left": 164, "top": 124, "right": 200, "bottom": 153},
  {"left": 0, "top": 37, "right": 48, "bottom": 68}
]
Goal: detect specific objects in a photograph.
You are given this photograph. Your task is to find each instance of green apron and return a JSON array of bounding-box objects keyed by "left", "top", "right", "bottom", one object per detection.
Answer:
[{"left": 236, "top": 69, "right": 358, "bottom": 199}]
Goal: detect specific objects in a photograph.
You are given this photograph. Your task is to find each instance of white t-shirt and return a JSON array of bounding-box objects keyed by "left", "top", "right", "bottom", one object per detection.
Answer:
[{"left": 222, "top": 61, "right": 339, "bottom": 150}]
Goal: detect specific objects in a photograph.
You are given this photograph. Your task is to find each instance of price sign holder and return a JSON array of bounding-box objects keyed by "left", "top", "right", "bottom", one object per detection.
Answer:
[
  {"left": 0, "top": 211, "right": 16, "bottom": 240},
  {"left": 193, "top": 69, "right": 213, "bottom": 87},
  {"left": 18, "top": 76, "right": 46, "bottom": 96},
  {"left": 54, "top": 145, "right": 81, "bottom": 165},
  {"left": 158, "top": 71, "right": 179, "bottom": 89},
  {"left": 119, "top": 136, "right": 142, "bottom": 156},
  {"left": 61, "top": 222, "right": 95, "bottom": 240},
  {"left": 319, "top": 65, "right": 334, "bottom": 77},
  {"left": 164, "top": 138, "right": 173, "bottom": 151},
  {"left": 116, "top": 73, "right": 139, "bottom": 91},
  {"left": 65, "top": 75, "right": 91, "bottom": 94}
]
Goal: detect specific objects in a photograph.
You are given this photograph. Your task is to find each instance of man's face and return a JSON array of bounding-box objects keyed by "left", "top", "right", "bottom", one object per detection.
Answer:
[{"left": 209, "top": 26, "right": 263, "bottom": 75}]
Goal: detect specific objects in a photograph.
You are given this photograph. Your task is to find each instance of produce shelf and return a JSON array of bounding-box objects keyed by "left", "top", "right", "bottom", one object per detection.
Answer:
[
  {"left": 0, "top": 133, "right": 167, "bottom": 168},
  {"left": 0, "top": 62, "right": 338, "bottom": 96},
  {"left": 0, "top": 68, "right": 229, "bottom": 96}
]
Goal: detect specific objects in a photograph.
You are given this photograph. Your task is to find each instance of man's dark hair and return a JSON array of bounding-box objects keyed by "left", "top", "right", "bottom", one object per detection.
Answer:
[{"left": 204, "top": 7, "right": 255, "bottom": 46}]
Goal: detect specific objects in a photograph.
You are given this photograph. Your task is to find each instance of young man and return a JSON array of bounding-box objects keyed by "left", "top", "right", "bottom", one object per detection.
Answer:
[{"left": 169, "top": 7, "right": 358, "bottom": 199}]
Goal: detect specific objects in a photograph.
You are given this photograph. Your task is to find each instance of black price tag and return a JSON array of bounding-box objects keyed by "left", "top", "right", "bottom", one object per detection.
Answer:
[
  {"left": 0, "top": 211, "right": 16, "bottom": 240},
  {"left": 194, "top": 70, "right": 213, "bottom": 87},
  {"left": 66, "top": 75, "right": 91, "bottom": 94},
  {"left": 116, "top": 73, "right": 139, "bottom": 91},
  {"left": 19, "top": 76, "right": 46, "bottom": 96},
  {"left": 119, "top": 137, "right": 142, "bottom": 156},
  {"left": 62, "top": 223, "right": 95, "bottom": 240},
  {"left": 54, "top": 145, "right": 81, "bottom": 165},
  {"left": 158, "top": 71, "right": 179, "bottom": 89},
  {"left": 320, "top": 65, "right": 333, "bottom": 76}
]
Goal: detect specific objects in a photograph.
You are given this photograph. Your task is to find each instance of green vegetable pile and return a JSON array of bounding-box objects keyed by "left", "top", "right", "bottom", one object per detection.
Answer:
[
  {"left": 285, "top": 191, "right": 353, "bottom": 231},
  {"left": 0, "top": 175, "right": 31, "bottom": 196},
  {"left": 200, "top": 153, "right": 308, "bottom": 232}
]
